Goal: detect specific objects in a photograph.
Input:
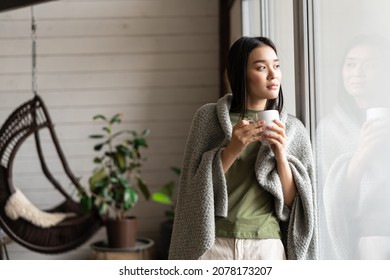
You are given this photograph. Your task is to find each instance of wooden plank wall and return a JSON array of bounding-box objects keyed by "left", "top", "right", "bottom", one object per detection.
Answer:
[{"left": 0, "top": 0, "right": 219, "bottom": 259}]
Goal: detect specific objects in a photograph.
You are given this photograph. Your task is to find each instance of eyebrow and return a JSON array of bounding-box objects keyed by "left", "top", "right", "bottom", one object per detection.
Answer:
[{"left": 252, "top": 59, "right": 280, "bottom": 64}]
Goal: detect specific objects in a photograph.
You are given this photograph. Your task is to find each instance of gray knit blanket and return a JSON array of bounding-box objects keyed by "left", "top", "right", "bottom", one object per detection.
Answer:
[{"left": 169, "top": 94, "right": 318, "bottom": 260}]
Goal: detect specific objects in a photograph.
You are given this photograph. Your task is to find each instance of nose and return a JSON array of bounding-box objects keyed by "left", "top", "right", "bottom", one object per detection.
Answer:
[
  {"left": 267, "top": 69, "right": 276, "bottom": 80},
  {"left": 352, "top": 63, "right": 365, "bottom": 76}
]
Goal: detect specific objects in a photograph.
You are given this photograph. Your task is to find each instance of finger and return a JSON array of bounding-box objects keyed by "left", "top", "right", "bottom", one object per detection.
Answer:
[
  {"left": 250, "top": 123, "right": 267, "bottom": 134},
  {"left": 239, "top": 121, "right": 265, "bottom": 136},
  {"left": 236, "top": 119, "right": 250, "bottom": 127},
  {"left": 273, "top": 119, "right": 285, "bottom": 129},
  {"left": 266, "top": 125, "right": 286, "bottom": 138},
  {"left": 264, "top": 132, "right": 286, "bottom": 146},
  {"left": 250, "top": 120, "right": 265, "bottom": 129},
  {"left": 265, "top": 137, "right": 284, "bottom": 151},
  {"left": 251, "top": 135, "right": 264, "bottom": 142},
  {"left": 235, "top": 119, "right": 263, "bottom": 131}
]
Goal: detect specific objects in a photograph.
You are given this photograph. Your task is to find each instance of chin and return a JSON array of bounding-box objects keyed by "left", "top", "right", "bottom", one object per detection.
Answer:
[{"left": 267, "top": 91, "right": 279, "bottom": 100}]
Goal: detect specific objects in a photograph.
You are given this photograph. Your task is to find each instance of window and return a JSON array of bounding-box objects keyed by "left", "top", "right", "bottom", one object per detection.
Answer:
[
  {"left": 301, "top": 0, "right": 390, "bottom": 259},
  {"left": 241, "top": 0, "right": 296, "bottom": 115},
  {"left": 244, "top": 0, "right": 390, "bottom": 259}
]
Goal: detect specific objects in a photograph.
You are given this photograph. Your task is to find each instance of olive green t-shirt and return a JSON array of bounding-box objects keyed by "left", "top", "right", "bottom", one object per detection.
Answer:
[{"left": 215, "top": 111, "right": 281, "bottom": 239}]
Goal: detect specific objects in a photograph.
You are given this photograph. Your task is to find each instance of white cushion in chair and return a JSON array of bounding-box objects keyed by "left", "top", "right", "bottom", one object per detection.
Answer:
[{"left": 4, "top": 188, "right": 75, "bottom": 228}]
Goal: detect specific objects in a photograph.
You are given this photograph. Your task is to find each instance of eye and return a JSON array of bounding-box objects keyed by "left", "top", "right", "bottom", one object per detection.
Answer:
[
  {"left": 257, "top": 65, "right": 266, "bottom": 71},
  {"left": 344, "top": 61, "right": 356, "bottom": 69},
  {"left": 274, "top": 64, "right": 281, "bottom": 70},
  {"left": 364, "top": 60, "right": 380, "bottom": 71}
]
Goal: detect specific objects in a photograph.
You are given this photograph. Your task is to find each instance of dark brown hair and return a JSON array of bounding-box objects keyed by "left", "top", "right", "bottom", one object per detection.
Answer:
[{"left": 227, "top": 36, "right": 284, "bottom": 118}]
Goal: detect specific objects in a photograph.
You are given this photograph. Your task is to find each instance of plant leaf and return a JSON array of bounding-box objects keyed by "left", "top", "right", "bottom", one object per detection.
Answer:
[
  {"left": 93, "top": 157, "right": 102, "bottom": 164},
  {"left": 89, "top": 134, "right": 105, "bottom": 139},
  {"left": 118, "top": 177, "right": 130, "bottom": 188},
  {"left": 80, "top": 195, "right": 93, "bottom": 213},
  {"left": 135, "top": 138, "right": 148, "bottom": 149},
  {"left": 113, "top": 151, "right": 126, "bottom": 172},
  {"left": 89, "top": 167, "right": 107, "bottom": 189},
  {"left": 93, "top": 143, "right": 104, "bottom": 151},
  {"left": 152, "top": 193, "right": 172, "bottom": 205},
  {"left": 109, "top": 176, "right": 119, "bottom": 184},
  {"left": 171, "top": 166, "right": 181, "bottom": 176},
  {"left": 98, "top": 202, "right": 107, "bottom": 215},
  {"left": 110, "top": 113, "right": 123, "bottom": 124},
  {"left": 111, "top": 130, "right": 133, "bottom": 140},
  {"left": 117, "top": 145, "right": 133, "bottom": 158},
  {"left": 123, "top": 188, "right": 138, "bottom": 209},
  {"left": 93, "top": 114, "right": 107, "bottom": 121},
  {"left": 102, "top": 126, "right": 111, "bottom": 134},
  {"left": 142, "top": 129, "right": 150, "bottom": 137},
  {"left": 137, "top": 176, "right": 150, "bottom": 200}
]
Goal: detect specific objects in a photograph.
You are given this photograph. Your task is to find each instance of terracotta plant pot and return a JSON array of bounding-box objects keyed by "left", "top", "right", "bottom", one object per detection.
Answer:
[{"left": 105, "top": 216, "right": 137, "bottom": 248}]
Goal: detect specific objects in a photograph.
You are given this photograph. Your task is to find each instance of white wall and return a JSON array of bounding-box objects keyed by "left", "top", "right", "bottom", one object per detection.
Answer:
[{"left": 0, "top": 0, "right": 219, "bottom": 259}]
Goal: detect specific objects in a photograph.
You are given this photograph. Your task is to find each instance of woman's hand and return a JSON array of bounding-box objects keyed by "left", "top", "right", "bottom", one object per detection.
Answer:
[
  {"left": 348, "top": 118, "right": 390, "bottom": 181},
  {"left": 231, "top": 119, "right": 265, "bottom": 153},
  {"left": 263, "top": 119, "right": 297, "bottom": 206},
  {"left": 221, "top": 119, "right": 264, "bottom": 172},
  {"left": 263, "top": 119, "right": 287, "bottom": 161}
]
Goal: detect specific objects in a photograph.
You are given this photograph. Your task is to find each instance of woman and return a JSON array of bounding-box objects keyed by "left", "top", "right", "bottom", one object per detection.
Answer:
[{"left": 169, "top": 36, "right": 317, "bottom": 260}]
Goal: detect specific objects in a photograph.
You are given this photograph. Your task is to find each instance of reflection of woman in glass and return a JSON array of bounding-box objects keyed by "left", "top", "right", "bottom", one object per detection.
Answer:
[{"left": 317, "top": 34, "right": 390, "bottom": 259}]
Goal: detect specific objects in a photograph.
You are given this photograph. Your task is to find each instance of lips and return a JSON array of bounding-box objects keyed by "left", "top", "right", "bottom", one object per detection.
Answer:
[
  {"left": 267, "top": 83, "right": 279, "bottom": 90},
  {"left": 348, "top": 80, "right": 365, "bottom": 87}
]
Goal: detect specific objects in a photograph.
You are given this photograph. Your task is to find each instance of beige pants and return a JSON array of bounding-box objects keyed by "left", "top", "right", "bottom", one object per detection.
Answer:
[{"left": 199, "top": 237, "right": 286, "bottom": 260}]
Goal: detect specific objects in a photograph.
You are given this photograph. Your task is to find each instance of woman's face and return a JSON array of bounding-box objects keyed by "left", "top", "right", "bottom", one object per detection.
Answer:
[
  {"left": 343, "top": 44, "right": 384, "bottom": 108},
  {"left": 246, "top": 45, "right": 282, "bottom": 110}
]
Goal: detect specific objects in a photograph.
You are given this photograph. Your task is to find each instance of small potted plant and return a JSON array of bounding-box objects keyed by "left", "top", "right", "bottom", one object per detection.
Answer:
[
  {"left": 80, "top": 113, "right": 150, "bottom": 248},
  {"left": 151, "top": 166, "right": 180, "bottom": 259}
]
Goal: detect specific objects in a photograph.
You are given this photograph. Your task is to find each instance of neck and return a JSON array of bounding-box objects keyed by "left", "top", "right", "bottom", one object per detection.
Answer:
[{"left": 247, "top": 98, "right": 267, "bottom": 111}]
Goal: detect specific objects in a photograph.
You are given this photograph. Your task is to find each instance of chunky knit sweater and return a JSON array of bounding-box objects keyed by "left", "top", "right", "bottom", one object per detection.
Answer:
[{"left": 169, "top": 94, "right": 318, "bottom": 260}]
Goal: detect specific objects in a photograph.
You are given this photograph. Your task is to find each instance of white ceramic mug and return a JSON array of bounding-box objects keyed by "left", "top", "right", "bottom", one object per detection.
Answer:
[
  {"left": 366, "top": 107, "right": 390, "bottom": 121},
  {"left": 252, "top": 110, "right": 280, "bottom": 145}
]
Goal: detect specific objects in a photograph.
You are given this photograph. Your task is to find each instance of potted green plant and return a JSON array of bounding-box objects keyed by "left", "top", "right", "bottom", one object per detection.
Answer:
[
  {"left": 80, "top": 113, "right": 150, "bottom": 248},
  {"left": 151, "top": 166, "right": 180, "bottom": 259}
]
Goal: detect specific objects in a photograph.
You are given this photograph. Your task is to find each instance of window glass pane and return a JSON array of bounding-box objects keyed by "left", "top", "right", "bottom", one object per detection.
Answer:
[
  {"left": 271, "top": 0, "right": 295, "bottom": 116},
  {"left": 242, "top": 0, "right": 261, "bottom": 36},
  {"left": 242, "top": 0, "right": 296, "bottom": 115},
  {"left": 315, "top": 0, "right": 390, "bottom": 259}
]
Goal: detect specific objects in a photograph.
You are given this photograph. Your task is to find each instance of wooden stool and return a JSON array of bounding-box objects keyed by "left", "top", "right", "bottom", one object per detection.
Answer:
[{"left": 90, "top": 237, "right": 155, "bottom": 260}]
